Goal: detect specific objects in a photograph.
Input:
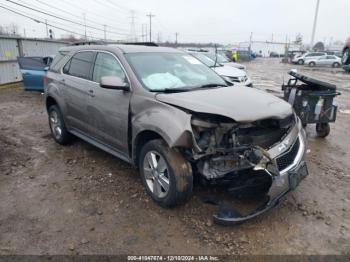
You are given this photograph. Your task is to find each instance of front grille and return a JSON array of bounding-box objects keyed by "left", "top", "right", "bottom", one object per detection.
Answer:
[{"left": 276, "top": 138, "right": 300, "bottom": 171}]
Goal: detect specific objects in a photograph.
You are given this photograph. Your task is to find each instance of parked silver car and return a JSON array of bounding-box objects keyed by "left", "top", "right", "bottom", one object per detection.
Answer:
[
  {"left": 305, "top": 55, "right": 341, "bottom": 68},
  {"left": 292, "top": 52, "right": 327, "bottom": 65},
  {"left": 45, "top": 44, "right": 308, "bottom": 224},
  {"left": 189, "top": 52, "right": 253, "bottom": 87}
]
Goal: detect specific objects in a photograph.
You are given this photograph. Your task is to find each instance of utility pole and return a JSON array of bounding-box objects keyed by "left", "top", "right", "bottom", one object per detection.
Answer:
[
  {"left": 175, "top": 32, "right": 179, "bottom": 46},
  {"left": 45, "top": 19, "right": 48, "bottom": 38},
  {"left": 130, "top": 10, "right": 136, "bottom": 42},
  {"left": 310, "top": 0, "right": 320, "bottom": 48},
  {"left": 103, "top": 24, "right": 107, "bottom": 40},
  {"left": 83, "top": 13, "right": 87, "bottom": 40},
  {"left": 145, "top": 24, "right": 148, "bottom": 42},
  {"left": 249, "top": 32, "right": 253, "bottom": 53},
  {"left": 146, "top": 13, "right": 155, "bottom": 42}
]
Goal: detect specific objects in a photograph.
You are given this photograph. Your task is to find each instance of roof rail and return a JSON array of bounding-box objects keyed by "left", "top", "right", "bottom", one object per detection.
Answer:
[
  {"left": 70, "top": 40, "right": 107, "bottom": 46},
  {"left": 69, "top": 41, "right": 159, "bottom": 47},
  {"left": 121, "top": 42, "right": 159, "bottom": 47}
]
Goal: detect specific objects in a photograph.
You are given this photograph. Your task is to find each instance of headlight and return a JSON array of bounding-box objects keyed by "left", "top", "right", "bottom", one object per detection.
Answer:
[{"left": 223, "top": 76, "right": 234, "bottom": 83}]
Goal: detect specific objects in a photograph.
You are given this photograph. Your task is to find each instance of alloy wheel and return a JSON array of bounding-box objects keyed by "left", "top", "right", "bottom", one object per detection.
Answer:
[
  {"left": 143, "top": 151, "right": 170, "bottom": 198},
  {"left": 50, "top": 110, "right": 62, "bottom": 140}
]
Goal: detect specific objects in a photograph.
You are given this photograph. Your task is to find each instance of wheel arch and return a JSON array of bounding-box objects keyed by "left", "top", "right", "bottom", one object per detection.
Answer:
[
  {"left": 46, "top": 96, "right": 58, "bottom": 112},
  {"left": 132, "top": 130, "right": 168, "bottom": 167}
]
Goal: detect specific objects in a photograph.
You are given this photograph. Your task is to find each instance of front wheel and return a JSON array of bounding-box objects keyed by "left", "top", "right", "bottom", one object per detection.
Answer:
[
  {"left": 139, "top": 139, "right": 193, "bottom": 207},
  {"left": 298, "top": 59, "right": 304, "bottom": 65},
  {"left": 332, "top": 62, "right": 340, "bottom": 68},
  {"left": 309, "top": 62, "right": 316, "bottom": 67},
  {"left": 316, "top": 123, "right": 330, "bottom": 138}
]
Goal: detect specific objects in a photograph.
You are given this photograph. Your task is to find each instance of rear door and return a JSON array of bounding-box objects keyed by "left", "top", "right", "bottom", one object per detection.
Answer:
[
  {"left": 61, "top": 51, "right": 96, "bottom": 135},
  {"left": 18, "top": 57, "right": 50, "bottom": 91},
  {"left": 88, "top": 51, "right": 131, "bottom": 155},
  {"left": 317, "top": 56, "right": 328, "bottom": 66}
]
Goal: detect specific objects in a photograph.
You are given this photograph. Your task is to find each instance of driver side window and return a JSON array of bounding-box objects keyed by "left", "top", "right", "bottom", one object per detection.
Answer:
[{"left": 93, "top": 52, "right": 126, "bottom": 83}]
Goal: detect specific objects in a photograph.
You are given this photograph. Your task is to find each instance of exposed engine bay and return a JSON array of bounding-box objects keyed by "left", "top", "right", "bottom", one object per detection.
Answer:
[
  {"left": 189, "top": 113, "right": 296, "bottom": 180},
  {"left": 186, "top": 112, "right": 307, "bottom": 225}
]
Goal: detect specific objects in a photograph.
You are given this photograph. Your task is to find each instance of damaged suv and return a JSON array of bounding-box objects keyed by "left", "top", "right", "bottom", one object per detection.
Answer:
[{"left": 45, "top": 44, "right": 308, "bottom": 224}]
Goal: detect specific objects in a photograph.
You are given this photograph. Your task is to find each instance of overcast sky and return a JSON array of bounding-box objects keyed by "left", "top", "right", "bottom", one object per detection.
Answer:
[{"left": 0, "top": 0, "right": 349, "bottom": 45}]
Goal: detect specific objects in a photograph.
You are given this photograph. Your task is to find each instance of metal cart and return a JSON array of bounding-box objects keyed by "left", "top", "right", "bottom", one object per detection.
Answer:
[{"left": 282, "top": 70, "right": 341, "bottom": 137}]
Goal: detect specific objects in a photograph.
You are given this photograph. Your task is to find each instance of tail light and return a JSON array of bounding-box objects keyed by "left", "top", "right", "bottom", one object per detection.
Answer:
[{"left": 43, "top": 73, "right": 48, "bottom": 87}]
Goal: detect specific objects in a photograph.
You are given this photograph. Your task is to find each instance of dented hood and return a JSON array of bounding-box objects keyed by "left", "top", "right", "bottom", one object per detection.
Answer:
[{"left": 156, "top": 86, "right": 293, "bottom": 122}]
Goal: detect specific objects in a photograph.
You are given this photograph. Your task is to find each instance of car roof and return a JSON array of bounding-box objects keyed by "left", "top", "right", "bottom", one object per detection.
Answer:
[{"left": 59, "top": 44, "right": 182, "bottom": 54}]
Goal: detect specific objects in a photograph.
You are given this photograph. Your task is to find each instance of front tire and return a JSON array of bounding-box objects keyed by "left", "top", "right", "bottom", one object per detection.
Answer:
[
  {"left": 309, "top": 62, "right": 316, "bottom": 67},
  {"left": 316, "top": 123, "right": 330, "bottom": 138},
  {"left": 298, "top": 59, "right": 304, "bottom": 65},
  {"left": 332, "top": 62, "right": 340, "bottom": 68},
  {"left": 48, "top": 105, "right": 72, "bottom": 145},
  {"left": 139, "top": 139, "right": 193, "bottom": 207}
]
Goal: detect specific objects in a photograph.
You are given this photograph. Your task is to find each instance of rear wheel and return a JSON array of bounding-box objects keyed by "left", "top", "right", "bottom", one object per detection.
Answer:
[
  {"left": 342, "top": 49, "right": 350, "bottom": 65},
  {"left": 332, "top": 62, "right": 340, "bottom": 68},
  {"left": 316, "top": 123, "right": 330, "bottom": 138},
  {"left": 298, "top": 59, "right": 304, "bottom": 65},
  {"left": 48, "top": 105, "right": 72, "bottom": 144},
  {"left": 309, "top": 62, "right": 316, "bottom": 67},
  {"left": 139, "top": 139, "right": 193, "bottom": 207}
]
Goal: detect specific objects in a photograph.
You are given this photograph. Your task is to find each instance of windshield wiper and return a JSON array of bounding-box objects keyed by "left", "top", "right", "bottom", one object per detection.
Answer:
[
  {"left": 195, "top": 83, "right": 227, "bottom": 89},
  {"left": 150, "top": 84, "right": 227, "bottom": 93},
  {"left": 150, "top": 88, "right": 191, "bottom": 93}
]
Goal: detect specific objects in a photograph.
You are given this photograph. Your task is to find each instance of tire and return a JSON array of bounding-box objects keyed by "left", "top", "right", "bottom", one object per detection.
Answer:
[
  {"left": 48, "top": 105, "right": 72, "bottom": 145},
  {"left": 298, "top": 59, "right": 304, "bottom": 65},
  {"left": 342, "top": 49, "right": 350, "bottom": 65},
  {"left": 316, "top": 123, "right": 330, "bottom": 138},
  {"left": 139, "top": 139, "right": 193, "bottom": 207},
  {"left": 332, "top": 62, "right": 340, "bottom": 68},
  {"left": 309, "top": 62, "right": 316, "bottom": 67}
]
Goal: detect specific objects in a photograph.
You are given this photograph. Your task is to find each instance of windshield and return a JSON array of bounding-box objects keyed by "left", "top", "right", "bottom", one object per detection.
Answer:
[
  {"left": 189, "top": 52, "right": 220, "bottom": 67},
  {"left": 204, "top": 53, "right": 228, "bottom": 63},
  {"left": 126, "top": 52, "right": 226, "bottom": 92}
]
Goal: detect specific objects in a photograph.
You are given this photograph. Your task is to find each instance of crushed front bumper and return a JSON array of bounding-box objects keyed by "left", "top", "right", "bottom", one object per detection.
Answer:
[{"left": 213, "top": 119, "right": 308, "bottom": 225}]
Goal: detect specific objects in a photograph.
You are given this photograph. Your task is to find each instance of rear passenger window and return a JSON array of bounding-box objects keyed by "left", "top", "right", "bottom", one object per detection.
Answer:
[
  {"left": 92, "top": 52, "right": 126, "bottom": 83},
  {"left": 66, "top": 52, "right": 95, "bottom": 80}
]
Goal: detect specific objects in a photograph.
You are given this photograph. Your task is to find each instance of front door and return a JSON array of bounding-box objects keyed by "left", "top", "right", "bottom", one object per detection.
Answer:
[{"left": 88, "top": 52, "right": 131, "bottom": 155}]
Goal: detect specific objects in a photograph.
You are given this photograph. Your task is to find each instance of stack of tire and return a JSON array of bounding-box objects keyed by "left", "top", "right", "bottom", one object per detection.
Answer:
[{"left": 342, "top": 37, "right": 350, "bottom": 72}]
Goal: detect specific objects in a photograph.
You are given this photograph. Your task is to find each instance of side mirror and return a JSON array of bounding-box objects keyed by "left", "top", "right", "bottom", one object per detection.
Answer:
[{"left": 100, "top": 76, "right": 130, "bottom": 91}]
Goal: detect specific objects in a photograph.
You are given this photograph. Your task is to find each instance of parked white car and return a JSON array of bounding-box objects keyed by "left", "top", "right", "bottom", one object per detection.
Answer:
[
  {"left": 292, "top": 52, "right": 327, "bottom": 65},
  {"left": 203, "top": 52, "right": 246, "bottom": 70},
  {"left": 189, "top": 52, "right": 253, "bottom": 87},
  {"left": 305, "top": 55, "right": 341, "bottom": 68}
]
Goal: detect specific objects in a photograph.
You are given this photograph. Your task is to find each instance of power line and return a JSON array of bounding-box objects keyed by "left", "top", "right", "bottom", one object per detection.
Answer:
[
  {"left": 59, "top": 0, "right": 131, "bottom": 27},
  {"left": 5, "top": 0, "right": 132, "bottom": 36},
  {"left": 1, "top": 2, "right": 106, "bottom": 38},
  {"left": 0, "top": 5, "right": 104, "bottom": 40},
  {"left": 33, "top": 0, "right": 129, "bottom": 32}
]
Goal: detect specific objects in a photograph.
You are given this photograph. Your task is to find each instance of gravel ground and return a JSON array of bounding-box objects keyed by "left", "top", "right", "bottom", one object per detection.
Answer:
[{"left": 0, "top": 58, "right": 349, "bottom": 255}]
